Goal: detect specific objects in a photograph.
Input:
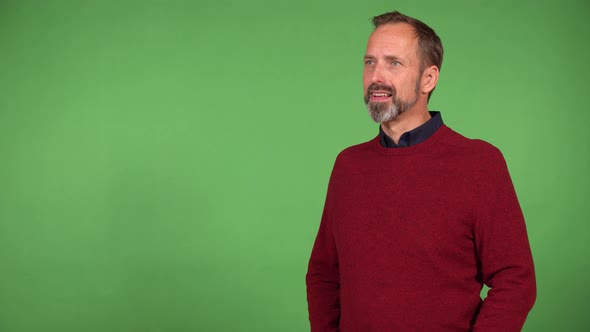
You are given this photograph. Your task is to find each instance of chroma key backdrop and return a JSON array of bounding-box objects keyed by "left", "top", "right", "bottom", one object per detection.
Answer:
[{"left": 0, "top": 0, "right": 588, "bottom": 331}]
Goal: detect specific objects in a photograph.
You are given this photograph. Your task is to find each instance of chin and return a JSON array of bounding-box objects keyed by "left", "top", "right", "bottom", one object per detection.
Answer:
[{"left": 367, "top": 104, "right": 400, "bottom": 123}]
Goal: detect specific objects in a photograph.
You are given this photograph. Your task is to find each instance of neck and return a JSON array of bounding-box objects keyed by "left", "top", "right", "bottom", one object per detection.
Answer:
[{"left": 380, "top": 106, "right": 431, "bottom": 144}]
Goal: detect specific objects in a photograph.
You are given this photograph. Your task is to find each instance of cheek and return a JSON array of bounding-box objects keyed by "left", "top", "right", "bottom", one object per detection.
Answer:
[{"left": 397, "top": 78, "right": 415, "bottom": 97}]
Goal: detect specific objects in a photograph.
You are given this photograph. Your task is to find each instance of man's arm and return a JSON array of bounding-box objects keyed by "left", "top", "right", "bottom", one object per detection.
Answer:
[
  {"left": 472, "top": 146, "right": 537, "bottom": 331},
  {"left": 306, "top": 171, "right": 340, "bottom": 332}
]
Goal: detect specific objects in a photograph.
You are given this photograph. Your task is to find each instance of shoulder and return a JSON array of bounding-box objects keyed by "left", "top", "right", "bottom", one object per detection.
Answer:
[
  {"left": 326, "top": 137, "right": 379, "bottom": 179},
  {"left": 438, "top": 126, "right": 515, "bottom": 193},
  {"left": 334, "top": 137, "right": 378, "bottom": 163},
  {"left": 440, "top": 126, "right": 506, "bottom": 163}
]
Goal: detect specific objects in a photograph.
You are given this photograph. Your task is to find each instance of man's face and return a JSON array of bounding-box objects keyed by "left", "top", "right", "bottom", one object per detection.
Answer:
[{"left": 363, "top": 23, "right": 422, "bottom": 123}]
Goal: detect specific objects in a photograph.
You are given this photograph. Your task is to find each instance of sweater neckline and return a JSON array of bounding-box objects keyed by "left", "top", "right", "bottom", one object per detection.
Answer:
[{"left": 372, "top": 125, "right": 451, "bottom": 155}]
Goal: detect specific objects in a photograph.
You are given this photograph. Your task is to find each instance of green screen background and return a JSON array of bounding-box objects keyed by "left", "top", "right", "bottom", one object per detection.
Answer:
[{"left": 1, "top": 0, "right": 588, "bottom": 331}]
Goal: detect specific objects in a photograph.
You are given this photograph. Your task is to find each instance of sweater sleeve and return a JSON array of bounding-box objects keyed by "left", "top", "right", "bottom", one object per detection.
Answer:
[
  {"left": 472, "top": 146, "right": 536, "bottom": 331},
  {"left": 306, "top": 165, "right": 340, "bottom": 332}
]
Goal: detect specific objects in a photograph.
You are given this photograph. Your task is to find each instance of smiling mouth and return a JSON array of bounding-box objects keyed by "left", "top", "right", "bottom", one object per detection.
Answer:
[
  {"left": 372, "top": 92, "right": 392, "bottom": 97},
  {"left": 369, "top": 91, "right": 393, "bottom": 101}
]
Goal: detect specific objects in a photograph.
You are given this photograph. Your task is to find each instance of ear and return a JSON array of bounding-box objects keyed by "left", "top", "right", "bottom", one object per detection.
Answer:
[{"left": 421, "top": 65, "right": 439, "bottom": 94}]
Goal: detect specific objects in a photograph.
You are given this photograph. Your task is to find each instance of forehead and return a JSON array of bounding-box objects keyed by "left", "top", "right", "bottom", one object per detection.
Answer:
[{"left": 366, "top": 23, "right": 419, "bottom": 58}]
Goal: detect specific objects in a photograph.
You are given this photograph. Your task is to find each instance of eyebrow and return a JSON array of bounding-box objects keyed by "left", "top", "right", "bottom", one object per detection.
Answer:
[
  {"left": 364, "top": 54, "right": 406, "bottom": 63},
  {"left": 385, "top": 55, "right": 404, "bottom": 62}
]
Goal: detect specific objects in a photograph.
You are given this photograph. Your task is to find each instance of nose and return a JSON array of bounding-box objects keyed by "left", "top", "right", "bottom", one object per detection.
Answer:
[{"left": 371, "top": 63, "right": 386, "bottom": 84}]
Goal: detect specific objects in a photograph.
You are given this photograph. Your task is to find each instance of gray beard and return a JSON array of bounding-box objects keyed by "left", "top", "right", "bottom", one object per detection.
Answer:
[{"left": 366, "top": 94, "right": 418, "bottom": 123}]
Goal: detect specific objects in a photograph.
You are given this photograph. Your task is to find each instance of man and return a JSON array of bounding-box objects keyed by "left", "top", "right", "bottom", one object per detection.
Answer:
[{"left": 306, "top": 11, "right": 536, "bottom": 332}]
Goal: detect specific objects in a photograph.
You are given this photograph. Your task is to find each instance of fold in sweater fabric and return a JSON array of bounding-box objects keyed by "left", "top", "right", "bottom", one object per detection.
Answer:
[{"left": 306, "top": 125, "right": 536, "bottom": 332}]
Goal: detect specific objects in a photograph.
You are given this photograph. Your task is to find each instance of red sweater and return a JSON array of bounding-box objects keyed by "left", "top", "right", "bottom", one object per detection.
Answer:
[{"left": 306, "top": 125, "right": 536, "bottom": 331}]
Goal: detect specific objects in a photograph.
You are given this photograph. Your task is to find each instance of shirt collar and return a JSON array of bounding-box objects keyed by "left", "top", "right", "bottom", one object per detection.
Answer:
[{"left": 379, "top": 111, "right": 444, "bottom": 148}]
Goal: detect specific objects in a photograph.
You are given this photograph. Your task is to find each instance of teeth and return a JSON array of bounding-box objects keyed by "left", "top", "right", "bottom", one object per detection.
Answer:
[{"left": 373, "top": 93, "right": 390, "bottom": 97}]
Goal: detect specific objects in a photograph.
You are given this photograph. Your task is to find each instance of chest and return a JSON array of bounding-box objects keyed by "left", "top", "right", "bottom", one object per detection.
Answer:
[{"left": 329, "top": 156, "right": 477, "bottom": 263}]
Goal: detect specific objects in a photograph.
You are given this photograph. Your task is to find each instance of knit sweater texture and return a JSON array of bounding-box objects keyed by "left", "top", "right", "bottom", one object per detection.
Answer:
[{"left": 306, "top": 125, "right": 536, "bottom": 332}]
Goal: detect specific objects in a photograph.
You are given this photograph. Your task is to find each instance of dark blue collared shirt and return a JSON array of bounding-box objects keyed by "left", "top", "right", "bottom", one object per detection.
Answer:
[{"left": 379, "top": 111, "right": 443, "bottom": 148}]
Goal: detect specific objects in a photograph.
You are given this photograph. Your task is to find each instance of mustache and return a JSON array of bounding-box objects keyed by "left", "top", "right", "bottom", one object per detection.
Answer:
[
  {"left": 367, "top": 83, "right": 395, "bottom": 95},
  {"left": 365, "top": 83, "right": 396, "bottom": 105}
]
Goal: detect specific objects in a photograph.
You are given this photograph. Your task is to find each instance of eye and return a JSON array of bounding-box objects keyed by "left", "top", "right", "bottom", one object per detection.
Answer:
[
  {"left": 364, "top": 59, "right": 374, "bottom": 65},
  {"left": 391, "top": 61, "right": 401, "bottom": 66}
]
